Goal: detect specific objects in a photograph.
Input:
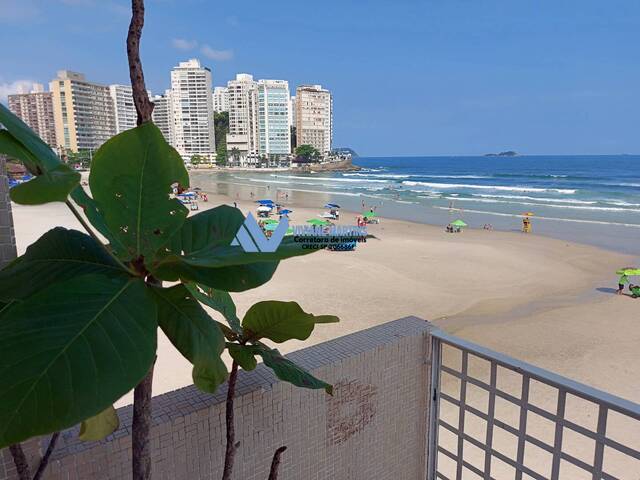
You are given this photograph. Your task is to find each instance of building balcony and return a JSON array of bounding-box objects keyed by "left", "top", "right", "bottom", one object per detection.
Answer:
[{"left": 2, "top": 318, "right": 637, "bottom": 479}]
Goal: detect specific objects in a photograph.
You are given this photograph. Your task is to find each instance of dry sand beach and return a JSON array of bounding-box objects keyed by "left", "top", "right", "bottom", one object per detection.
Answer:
[{"left": 10, "top": 180, "right": 638, "bottom": 412}]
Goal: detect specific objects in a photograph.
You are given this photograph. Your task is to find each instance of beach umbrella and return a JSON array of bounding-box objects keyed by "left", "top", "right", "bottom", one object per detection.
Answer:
[
  {"left": 321, "top": 212, "right": 336, "bottom": 219},
  {"left": 256, "top": 199, "right": 274, "bottom": 205},
  {"left": 261, "top": 219, "right": 278, "bottom": 224},
  {"left": 257, "top": 205, "right": 272, "bottom": 212},
  {"left": 451, "top": 219, "right": 467, "bottom": 227},
  {"left": 362, "top": 210, "right": 377, "bottom": 217},
  {"left": 192, "top": 187, "right": 202, "bottom": 191},
  {"left": 264, "top": 223, "right": 280, "bottom": 231},
  {"left": 306, "top": 219, "right": 331, "bottom": 226},
  {"left": 616, "top": 268, "right": 640, "bottom": 276},
  {"left": 521, "top": 212, "right": 535, "bottom": 217},
  {"left": 280, "top": 209, "right": 293, "bottom": 214},
  {"left": 325, "top": 203, "right": 341, "bottom": 209}
]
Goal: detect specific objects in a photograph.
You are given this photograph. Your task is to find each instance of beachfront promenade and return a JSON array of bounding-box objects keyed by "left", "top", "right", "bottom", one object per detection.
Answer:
[{"left": 3, "top": 317, "right": 639, "bottom": 480}]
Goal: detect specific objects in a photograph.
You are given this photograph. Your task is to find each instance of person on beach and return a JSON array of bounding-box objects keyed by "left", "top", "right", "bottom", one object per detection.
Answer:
[{"left": 618, "top": 274, "right": 629, "bottom": 295}]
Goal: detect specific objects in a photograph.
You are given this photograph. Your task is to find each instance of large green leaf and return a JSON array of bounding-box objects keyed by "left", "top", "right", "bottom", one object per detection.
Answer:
[
  {"left": 70, "top": 186, "right": 125, "bottom": 254},
  {"left": 227, "top": 344, "right": 259, "bottom": 371},
  {"left": 0, "top": 227, "right": 125, "bottom": 302},
  {"left": 89, "top": 123, "right": 189, "bottom": 262},
  {"left": 0, "top": 106, "right": 79, "bottom": 203},
  {"left": 0, "top": 274, "right": 157, "bottom": 449},
  {"left": 256, "top": 346, "right": 332, "bottom": 394},
  {"left": 242, "top": 301, "right": 339, "bottom": 343},
  {"left": 186, "top": 284, "right": 242, "bottom": 333},
  {"left": 0, "top": 130, "right": 39, "bottom": 171},
  {"left": 0, "top": 103, "right": 61, "bottom": 173},
  {"left": 152, "top": 205, "right": 280, "bottom": 292},
  {"left": 153, "top": 285, "right": 227, "bottom": 393},
  {"left": 79, "top": 405, "right": 119, "bottom": 441},
  {"left": 10, "top": 163, "right": 80, "bottom": 205}
]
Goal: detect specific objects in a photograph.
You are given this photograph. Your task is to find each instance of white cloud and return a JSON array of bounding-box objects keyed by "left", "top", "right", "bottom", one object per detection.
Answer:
[
  {"left": 200, "top": 45, "right": 233, "bottom": 61},
  {"left": 172, "top": 38, "right": 198, "bottom": 50},
  {"left": 0, "top": 80, "right": 37, "bottom": 103}
]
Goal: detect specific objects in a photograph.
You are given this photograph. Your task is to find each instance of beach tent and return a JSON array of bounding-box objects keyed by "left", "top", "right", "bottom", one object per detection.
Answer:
[
  {"left": 306, "top": 219, "right": 331, "bottom": 226},
  {"left": 325, "top": 203, "right": 341, "bottom": 209},
  {"left": 257, "top": 205, "right": 272, "bottom": 212},
  {"left": 451, "top": 219, "right": 467, "bottom": 227},
  {"left": 362, "top": 210, "right": 377, "bottom": 217}
]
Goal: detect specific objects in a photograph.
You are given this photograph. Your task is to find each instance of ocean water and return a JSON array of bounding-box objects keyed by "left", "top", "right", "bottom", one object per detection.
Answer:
[{"left": 195, "top": 155, "right": 640, "bottom": 254}]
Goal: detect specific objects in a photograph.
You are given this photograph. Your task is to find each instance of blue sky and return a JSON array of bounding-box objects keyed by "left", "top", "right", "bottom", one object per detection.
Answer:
[{"left": 1, "top": 0, "right": 639, "bottom": 156}]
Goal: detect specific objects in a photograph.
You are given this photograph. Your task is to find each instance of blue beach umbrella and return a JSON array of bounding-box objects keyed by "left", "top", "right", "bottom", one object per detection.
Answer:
[
  {"left": 280, "top": 209, "right": 293, "bottom": 214},
  {"left": 256, "top": 199, "right": 274, "bottom": 205},
  {"left": 325, "top": 203, "right": 341, "bottom": 209}
]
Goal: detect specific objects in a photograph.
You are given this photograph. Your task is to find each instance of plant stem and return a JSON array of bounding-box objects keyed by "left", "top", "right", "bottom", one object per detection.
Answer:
[
  {"left": 132, "top": 363, "right": 154, "bottom": 480},
  {"left": 8, "top": 444, "right": 31, "bottom": 480},
  {"left": 64, "top": 200, "right": 136, "bottom": 276},
  {"left": 127, "top": 0, "right": 154, "bottom": 125},
  {"left": 267, "top": 446, "right": 287, "bottom": 480},
  {"left": 32, "top": 432, "right": 60, "bottom": 480},
  {"left": 222, "top": 361, "right": 239, "bottom": 480}
]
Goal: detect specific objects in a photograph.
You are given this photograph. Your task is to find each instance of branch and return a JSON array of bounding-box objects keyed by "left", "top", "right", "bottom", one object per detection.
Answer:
[
  {"left": 32, "top": 432, "right": 60, "bottom": 480},
  {"left": 221, "top": 361, "right": 239, "bottom": 480},
  {"left": 127, "top": 0, "right": 154, "bottom": 125},
  {"left": 132, "top": 363, "right": 154, "bottom": 480},
  {"left": 267, "top": 446, "right": 287, "bottom": 480},
  {"left": 8, "top": 444, "right": 31, "bottom": 480}
]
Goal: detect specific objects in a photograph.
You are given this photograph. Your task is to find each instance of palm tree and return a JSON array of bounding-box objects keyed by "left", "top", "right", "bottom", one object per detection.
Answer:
[{"left": 0, "top": 155, "right": 17, "bottom": 268}]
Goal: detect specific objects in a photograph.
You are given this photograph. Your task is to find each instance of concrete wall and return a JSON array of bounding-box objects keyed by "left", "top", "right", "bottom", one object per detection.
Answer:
[
  {"left": 0, "top": 157, "right": 17, "bottom": 269},
  {"left": 1, "top": 317, "right": 433, "bottom": 480}
]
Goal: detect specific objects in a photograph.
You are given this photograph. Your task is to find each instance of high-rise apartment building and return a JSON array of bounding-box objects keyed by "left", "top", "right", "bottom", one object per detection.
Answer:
[
  {"left": 7, "top": 83, "right": 57, "bottom": 148},
  {"left": 256, "top": 80, "right": 291, "bottom": 156},
  {"left": 109, "top": 84, "right": 138, "bottom": 134},
  {"left": 50, "top": 70, "right": 115, "bottom": 152},
  {"left": 226, "top": 74, "right": 258, "bottom": 163},
  {"left": 212, "top": 86, "right": 228, "bottom": 113},
  {"left": 169, "top": 59, "right": 215, "bottom": 162},
  {"left": 295, "top": 85, "right": 333, "bottom": 155},
  {"left": 151, "top": 90, "right": 173, "bottom": 145}
]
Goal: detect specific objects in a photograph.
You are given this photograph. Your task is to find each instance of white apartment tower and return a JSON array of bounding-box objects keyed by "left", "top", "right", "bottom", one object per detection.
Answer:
[
  {"left": 151, "top": 90, "right": 173, "bottom": 145},
  {"left": 109, "top": 84, "right": 138, "bottom": 134},
  {"left": 50, "top": 71, "right": 116, "bottom": 152},
  {"left": 226, "top": 74, "right": 258, "bottom": 163},
  {"left": 8, "top": 83, "right": 57, "bottom": 148},
  {"left": 295, "top": 85, "right": 333, "bottom": 155},
  {"left": 212, "top": 86, "right": 229, "bottom": 113},
  {"left": 170, "top": 59, "right": 215, "bottom": 162},
  {"left": 257, "top": 80, "right": 291, "bottom": 156}
]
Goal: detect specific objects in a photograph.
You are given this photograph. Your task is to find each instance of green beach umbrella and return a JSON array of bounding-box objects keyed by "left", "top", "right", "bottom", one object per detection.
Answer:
[
  {"left": 616, "top": 268, "right": 640, "bottom": 276},
  {"left": 451, "top": 219, "right": 467, "bottom": 227},
  {"left": 306, "top": 219, "right": 331, "bottom": 226},
  {"left": 362, "top": 210, "right": 377, "bottom": 217},
  {"left": 264, "top": 222, "right": 279, "bottom": 231}
]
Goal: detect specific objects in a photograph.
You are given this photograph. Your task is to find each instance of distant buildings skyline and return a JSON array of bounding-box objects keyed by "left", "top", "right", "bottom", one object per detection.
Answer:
[{"left": 7, "top": 58, "right": 334, "bottom": 165}]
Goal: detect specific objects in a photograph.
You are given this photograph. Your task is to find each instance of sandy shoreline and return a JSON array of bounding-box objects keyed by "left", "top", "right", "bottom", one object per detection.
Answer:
[{"left": 9, "top": 179, "right": 639, "bottom": 408}]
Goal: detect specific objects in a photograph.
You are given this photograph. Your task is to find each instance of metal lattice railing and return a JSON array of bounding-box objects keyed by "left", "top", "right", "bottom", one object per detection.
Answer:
[{"left": 427, "top": 329, "right": 640, "bottom": 480}]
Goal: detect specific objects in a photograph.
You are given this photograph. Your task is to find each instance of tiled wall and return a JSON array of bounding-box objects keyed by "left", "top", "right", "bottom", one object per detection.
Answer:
[
  {"left": 1, "top": 317, "right": 433, "bottom": 480},
  {"left": 0, "top": 157, "right": 17, "bottom": 268}
]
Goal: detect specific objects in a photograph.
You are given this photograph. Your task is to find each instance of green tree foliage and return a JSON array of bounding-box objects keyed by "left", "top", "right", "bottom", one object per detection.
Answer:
[
  {"left": 0, "top": 103, "right": 338, "bottom": 449},
  {"left": 214, "top": 111, "right": 229, "bottom": 165},
  {"left": 295, "top": 144, "right": 321, "bottom": 162},
  {"left": 190, "top": 154, "right": 205, "bottom": 165}
]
